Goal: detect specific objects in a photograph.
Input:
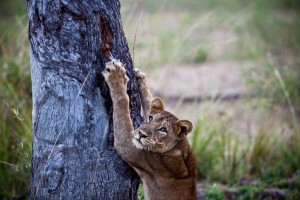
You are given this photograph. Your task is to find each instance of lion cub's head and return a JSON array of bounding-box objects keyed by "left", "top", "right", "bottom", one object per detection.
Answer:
[{"left": 133, "top": 97, "right": 193, "bottom": 153}]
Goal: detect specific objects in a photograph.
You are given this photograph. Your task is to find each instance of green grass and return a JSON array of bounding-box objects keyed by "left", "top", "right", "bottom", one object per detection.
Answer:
[
  {"left": 191, "top": 111, "right": 300, "bottom": 181},
  {"left": 0, "top": 1, "right": 31, "bottom": 198},
  {"left": 204, "top": 184, "right": 224, "bottom": 200}
]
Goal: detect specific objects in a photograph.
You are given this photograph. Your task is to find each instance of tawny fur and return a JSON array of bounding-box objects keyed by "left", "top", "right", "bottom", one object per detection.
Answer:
[{"left": 102, "top": 60, "right": 197, "bottom": 200}]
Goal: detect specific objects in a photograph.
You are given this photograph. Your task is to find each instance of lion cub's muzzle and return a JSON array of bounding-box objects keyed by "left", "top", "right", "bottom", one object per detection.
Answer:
[
  {"left": 138, "top": 130, "right": 148, "bottom": 139},
  {"left": 132, "top": 129, "right": 148, "bottom": 150}
]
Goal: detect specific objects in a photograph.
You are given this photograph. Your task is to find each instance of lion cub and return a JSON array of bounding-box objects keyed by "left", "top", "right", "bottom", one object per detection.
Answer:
[{"left": 102, "top": 60, "right": 197, "bottom": 200}]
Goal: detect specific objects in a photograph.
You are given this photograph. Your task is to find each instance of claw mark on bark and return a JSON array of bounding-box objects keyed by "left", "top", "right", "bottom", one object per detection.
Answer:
[{"left": 95, "top": 12, "right": 113, "bottom": 60}]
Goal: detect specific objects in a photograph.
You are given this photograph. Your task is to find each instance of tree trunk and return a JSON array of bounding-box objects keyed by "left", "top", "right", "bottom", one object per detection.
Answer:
[{"left": 28, "top": 0, "right": 142, "bottom": 199}]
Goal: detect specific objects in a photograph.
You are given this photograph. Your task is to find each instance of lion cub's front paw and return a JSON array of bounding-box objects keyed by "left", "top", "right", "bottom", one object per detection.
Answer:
[
  {"left": 134, "top": 68, "right": 146, "bottom": 84},
  {"left": 102, "top": 59, "right": 129, "bottom": 88}
]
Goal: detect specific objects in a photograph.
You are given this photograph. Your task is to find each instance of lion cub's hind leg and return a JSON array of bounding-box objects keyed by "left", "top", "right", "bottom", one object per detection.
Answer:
[{"left": 135, "top": 69, "right": 153, "bottom": 122}]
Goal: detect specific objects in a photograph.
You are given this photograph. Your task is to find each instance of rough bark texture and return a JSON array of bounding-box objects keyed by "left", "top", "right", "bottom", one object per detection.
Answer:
[{"left": 28, "top": 0, "right": 142, "bottom": 199}]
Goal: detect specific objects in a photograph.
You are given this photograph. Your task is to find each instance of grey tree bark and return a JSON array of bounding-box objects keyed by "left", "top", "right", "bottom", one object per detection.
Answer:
[{"left": 28, "top": 0, "right": 142, "bottom": 199}]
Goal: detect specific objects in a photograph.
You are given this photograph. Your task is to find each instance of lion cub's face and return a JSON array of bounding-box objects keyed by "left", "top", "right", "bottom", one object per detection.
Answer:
[{"left": 133, "top": 98, "right": 193, "bottom": 153}]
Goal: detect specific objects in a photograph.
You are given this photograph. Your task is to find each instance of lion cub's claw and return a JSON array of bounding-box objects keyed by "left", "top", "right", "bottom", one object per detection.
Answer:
[{"left": 102, "top": 59, "right": 129, "bottom": 85}]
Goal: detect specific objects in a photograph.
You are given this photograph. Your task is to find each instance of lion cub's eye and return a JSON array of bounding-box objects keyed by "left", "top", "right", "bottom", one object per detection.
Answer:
[
  {"left": 149, "top": 116, "right": 153, "bottom": 122},
  {"left": 158, "top": 127, "right": 167, "bottom": 133}
]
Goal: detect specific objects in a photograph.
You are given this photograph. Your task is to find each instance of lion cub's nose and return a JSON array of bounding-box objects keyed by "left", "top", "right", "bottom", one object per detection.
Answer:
[{"left": 139, "top": 131, "right": 147, "bottom": 138}]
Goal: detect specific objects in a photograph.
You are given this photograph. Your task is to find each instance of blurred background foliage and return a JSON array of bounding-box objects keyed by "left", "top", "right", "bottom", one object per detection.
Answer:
[
  {"left": 0, "top": 0, "right": 299, "bottom": 199},
  {"left": 0, "top": 0, "right": 31, "bottom": 198}
]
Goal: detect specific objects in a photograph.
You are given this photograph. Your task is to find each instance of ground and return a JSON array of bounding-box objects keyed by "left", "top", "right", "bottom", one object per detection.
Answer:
[{"left": 0, "top": 0, "right": 300, "bottom": 199}]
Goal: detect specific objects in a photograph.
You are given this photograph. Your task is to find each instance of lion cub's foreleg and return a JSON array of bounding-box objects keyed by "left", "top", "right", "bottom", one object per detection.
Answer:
[
  {"left": 102, "top": 60, "right": 134, "bottom": 152},
  {"left": 135, "top": 69, "right": 153, "bottom": 121}
]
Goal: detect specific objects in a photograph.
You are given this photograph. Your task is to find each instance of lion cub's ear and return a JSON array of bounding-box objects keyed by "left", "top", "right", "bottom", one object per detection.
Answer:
[
  {"left": 150, "top": 97, "right": 164, "bottom": 112},
  {"left": 176, "top": 120, "right": 193, "bottom": 138}
]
